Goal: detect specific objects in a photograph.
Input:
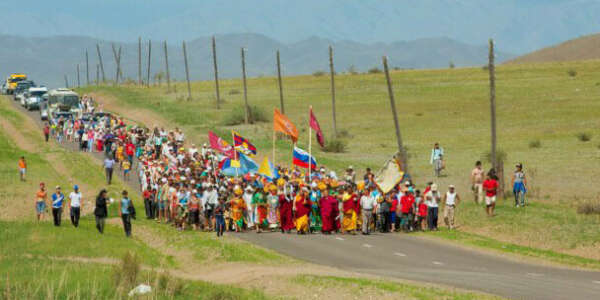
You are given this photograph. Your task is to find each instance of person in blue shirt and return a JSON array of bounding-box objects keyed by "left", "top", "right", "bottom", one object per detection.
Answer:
[
  {"left": 119, "top": 190, "right": 133, "bottom": 237},
  {"left": 51, "top": 186, "right": 65, "bottom": 226},
  {"left": 430, "top": 143, "right": 445, "bottom": 177}
]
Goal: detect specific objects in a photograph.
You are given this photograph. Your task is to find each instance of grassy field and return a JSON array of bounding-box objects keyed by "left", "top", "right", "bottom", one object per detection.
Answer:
[{"left": 78, "top": 60, "right": 600, "bottom": 261}]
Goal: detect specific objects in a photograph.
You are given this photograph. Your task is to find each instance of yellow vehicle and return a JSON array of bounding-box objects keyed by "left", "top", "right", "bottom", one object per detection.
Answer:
[{"left": 6, "top": 73, "right": 27, "bottom": 94}]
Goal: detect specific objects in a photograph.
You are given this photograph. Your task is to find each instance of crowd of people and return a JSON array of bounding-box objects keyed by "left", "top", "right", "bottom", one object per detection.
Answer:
[{"left": 31, "top": 95, "right": 523, "bottom": 238}]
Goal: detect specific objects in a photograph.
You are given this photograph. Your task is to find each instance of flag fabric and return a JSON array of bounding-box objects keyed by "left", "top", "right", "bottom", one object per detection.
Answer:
[
  {"left": 258, "top": 157, "right": 276, "bottom": 180},
  {"left": 232, "top": 131, "right": 257, "bottom": 155},
  {"left": 273, "top": 108, "right": 299, "bottom": 143},
  {"left": 208, "top": 131, "right": 235, "bottom": 158},
  {"left": 374, "top": 154, "right": 405, "bottom": 193},
  {"left": 292, "top": 146, "right": 317, "bottom": 170},
  {"left": 309, "top": 107, "right": 325, "bottom": 147},
  {"left": 220, "top": 152, "right": 258, "bottom": 177}
]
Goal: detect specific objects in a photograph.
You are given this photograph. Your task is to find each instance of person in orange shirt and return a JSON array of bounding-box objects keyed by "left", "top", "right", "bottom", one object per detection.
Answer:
[
  {"left": 35, "top": 182, "right": 48, "bottom": 221},
  {"left": 18, "top": 156, "right": 27, "bottom": 182}
]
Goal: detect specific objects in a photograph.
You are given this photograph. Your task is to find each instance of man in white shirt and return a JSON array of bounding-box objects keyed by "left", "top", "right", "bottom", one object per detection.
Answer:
[
  {"left": 68, "top": 185, "right": 82, "bottom": 228},
  {"left": 443, "top": 185, "right": 460, "bottom": 230},
  {"left": 243, "top": 186, "right": 255, "bottom": 228},
  {"left": 425, "top": 184, "right": 441, "bottom": 230},
  {"left": 360, "top": 186, "right": 377, "bottom": 235},
  {"left": 202, "top": 185, "right": 218, "bottom": 230}
]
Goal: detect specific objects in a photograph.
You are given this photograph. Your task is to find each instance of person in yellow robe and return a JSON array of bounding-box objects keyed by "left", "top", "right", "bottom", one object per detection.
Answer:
[
  {"left": 230, "top": 187, "right": 246, "bottom": 232},
  {"left": 294, "top": 187, "right": 311, "bottom": 234},
  {"left": 341, "top": 185, "right": 358, "bottom": 234}
]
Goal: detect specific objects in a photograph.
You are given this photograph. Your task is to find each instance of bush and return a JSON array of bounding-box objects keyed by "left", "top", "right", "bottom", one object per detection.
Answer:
[
  {"left": 222, "top": 105, "right": 267, "bottom": 126},
  {"left": 338, "top": 129, "right": 352, "bottom": 138},
  {"left": 529, "top": 139, "right": 542, "bottom": 149},
  {"left": 228, "top": 89, "right": 240, "bottom": 95},
  {"left": 312, "top": 70, "right": 326, "bottom": 77},
  {"left": 113, "top": 252, "right": 140, "bottom": 291},
  {"left": 567, "top": 69, "right": 577, "bottom": 77},
  {"left": 576, "top": 132, "right": 592, "bottom": 142},
  {"left": 577, "top": 201, "right": 600, "bottom": 215},
  {"left": 322, "top": 137, "right": 346, "bottom": 153},
  {"left": 368, "top": 67, "right": 382, "bottom": 74}
]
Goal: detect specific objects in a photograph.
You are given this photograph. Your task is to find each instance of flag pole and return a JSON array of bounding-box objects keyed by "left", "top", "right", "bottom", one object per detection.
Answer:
[
  {"left": 272, "top": 128, "right": 276, "bottom": 167},
  {"left": 232, "top": 130, "right": 239, "bottom": 178},
  {"left": 308, "top": 106, "right": 312, "bottom": 183}
]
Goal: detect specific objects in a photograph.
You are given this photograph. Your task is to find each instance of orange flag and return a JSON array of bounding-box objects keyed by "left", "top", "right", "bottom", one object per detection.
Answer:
[{"left": 273, "top": 108, "right": 299, "bottom": 142}]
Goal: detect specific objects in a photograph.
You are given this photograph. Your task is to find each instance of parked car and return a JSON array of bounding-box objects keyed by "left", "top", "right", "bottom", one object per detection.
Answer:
[
  {"left": 0, "top": 82, "right": 7, "bottom": 94},
  {"left": 13, "top": 80, "right": 34, "bottom": 102},
  {"left": 39, "top": 100, "right": 49, "bottom": 121},
  {"left": 24, "top": 87, "right": 48, "bottom": 110}
]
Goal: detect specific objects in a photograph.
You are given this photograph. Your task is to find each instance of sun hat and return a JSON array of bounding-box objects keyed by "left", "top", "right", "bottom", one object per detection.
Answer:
[{"left": 431, "top": 184, "right": 438, "bottom": 192}]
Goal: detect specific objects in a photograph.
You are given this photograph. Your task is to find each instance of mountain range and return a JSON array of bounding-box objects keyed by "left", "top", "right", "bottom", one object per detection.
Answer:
[{"left": 0, "top": 33, "right": 514, "bottom": 88}]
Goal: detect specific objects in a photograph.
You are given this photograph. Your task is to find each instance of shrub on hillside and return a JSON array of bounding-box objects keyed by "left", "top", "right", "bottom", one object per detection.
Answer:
[
  {"left": 322, "top": 137, "right": 346, "bottom": 153},
  {"left": 577, "top": 201, "right": 600, "bottom": 215},
  {"left": 368, "top": 67, "right": 382, "bottom": 74},
  {"left": 312, "top": 70, "right": 326, "bottom": 77},
  {"left": 567, "top": 69, "right": 577, "bottom": 77},
  {"left": 338, "top": 129, "right": 352, "bottom": 138},
  {"left": 228, "top": 89, "right": 240, "bottom": 95},
  {"left": 576, "top": 132, "right": 592, "bottom": 142},
  {"left": 529, "top": 139, "right": 542, "bottom": 149},
  {"left": 113, "top": 252, "right": 140, "bottom": 292},
  {"left": 222, "top": 105, "right": 267, "bottom": 126}
]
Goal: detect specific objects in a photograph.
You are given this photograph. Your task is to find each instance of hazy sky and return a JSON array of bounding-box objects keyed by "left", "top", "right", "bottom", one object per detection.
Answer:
[{"left": 1, "top": 0, "right": 599, "bottom": 53}]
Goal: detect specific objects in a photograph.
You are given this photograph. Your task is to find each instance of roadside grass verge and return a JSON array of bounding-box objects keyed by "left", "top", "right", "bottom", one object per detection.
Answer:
[
  {"left": 0, "top": 257, "right": 270, "bottom": 300},
  {"left": 294, "top": 275, "right": 504, "bottom": 300}
]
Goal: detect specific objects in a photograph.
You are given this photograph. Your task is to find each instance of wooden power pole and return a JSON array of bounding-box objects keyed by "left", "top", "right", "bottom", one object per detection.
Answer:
[
  {"left": 147, "top": 40, "right": 152, "bottom": 87},
  {"left": 96, "top": 64, "right": 99, "bottom": 85},
  {"left": 212, "top": 36, "right": 221, "bottom": 109},
  {"left": 276, "top": 50, "right": 284, "bottom": 114},
  {"left": 85, "top": 50, "right": 90, "bottom": 85},
  {"left": 76, "top": 64, "right": 80, "bottom": 88},
  {"left": 241, "top": 47, "right": 249, "bottom": 123},
  {"left": 382, "top": 56, "right": 408, "bottom": 171},
  {"left": 138, "top": 37, "right": 142, "bottom": 85},
  {"left": 182, "top": 41, "right": 192, "bottom": 100},
  {"left": 96, "top": 44, "right": 106, "bottom": 83},
  {"left": 329, "top": 45, "right": 337, "bottom": 137},
  {"left": 111, "top": 44, "right": 122, "bottom": 85},
  {"left": 164, "top": 41, "right": 171, "bottom": 92},
  {"left": 64, "top": 75, "right": 69, "bottom": 88},
  {"left": 488, "top": 39, "right": 497, "bottom": 170}
]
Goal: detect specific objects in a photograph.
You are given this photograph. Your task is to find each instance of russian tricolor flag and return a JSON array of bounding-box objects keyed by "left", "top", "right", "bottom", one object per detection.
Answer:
[{"left": 293, "top": 146, "right": 317, "bottom": 170}]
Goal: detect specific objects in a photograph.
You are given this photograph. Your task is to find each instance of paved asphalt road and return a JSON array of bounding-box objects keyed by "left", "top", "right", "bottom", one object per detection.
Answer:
[{"left": 8, "top": 97, "right": 600, "bottom": 300}]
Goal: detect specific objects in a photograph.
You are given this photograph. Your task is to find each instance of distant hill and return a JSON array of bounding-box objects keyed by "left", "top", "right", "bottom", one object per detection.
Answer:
[
  {"left": 0, "top": 33, "right": 514, "bottom": 88},
  {"left": 505, "top": 33, "right": 600, "bottom": 64}
]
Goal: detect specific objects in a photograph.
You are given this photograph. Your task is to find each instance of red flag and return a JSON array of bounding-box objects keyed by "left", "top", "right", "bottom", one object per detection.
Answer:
[
  {"left": 208, "top": 131, "right": 235, "bottom": 158},
  {"left": 309, "top": 107, "right": 325, "bottom": 147}
]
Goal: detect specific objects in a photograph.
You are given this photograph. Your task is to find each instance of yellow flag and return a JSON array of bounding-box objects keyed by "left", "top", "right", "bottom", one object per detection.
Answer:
[
  {"left": 230, "top": 159, "right": 241, "bottom": 168},
  {"left": 258, "top": 157, "right": 274, "bottom": 179},
  {"left": 375, "top": 155, "right": 404, "bottom": 193}
]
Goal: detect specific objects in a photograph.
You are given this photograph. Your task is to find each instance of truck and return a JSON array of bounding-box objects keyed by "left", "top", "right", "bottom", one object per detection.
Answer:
[
  {"left": 6, "top": 73, "right": 27, "bottom": 94},
  {"left": 47, "top": 88, "right": 81, "bottom": 118},
  {"left": 24, "top": 86, "right": 48, "bottom": 110}
]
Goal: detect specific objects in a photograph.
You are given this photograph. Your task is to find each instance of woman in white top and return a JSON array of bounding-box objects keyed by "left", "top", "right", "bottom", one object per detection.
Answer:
[
  {"left": 68, "top": 185, "right": 83, "bottom": 227},
  {"left": 443, "top": 185, "right": 460, "bottom": 230}
]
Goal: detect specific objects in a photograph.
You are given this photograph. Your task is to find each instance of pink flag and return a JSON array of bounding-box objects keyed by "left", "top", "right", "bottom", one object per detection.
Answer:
[
  {"left": 208, "top": 131, "right": 235, "bottom": 158},
  {"left": 309, "top": 107, "right": 325, "bottom": 147}
]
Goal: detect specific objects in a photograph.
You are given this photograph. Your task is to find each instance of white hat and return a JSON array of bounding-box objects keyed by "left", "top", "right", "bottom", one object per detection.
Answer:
[
  {"left": 180, "top": 176, "right": 186, "bottom": 181},
  {"left": 348, "top": 165, "right": 353, "bottom": 169},
  {"left": 431, "top": 184, "right": 438, "bottom": 192},
  {"left": 161, "top": 178, "right": 167, "bottom": 183},
  {"left": 245, "top": 186, "right": 254, "bottom": 191},
  {"left": 311, "top": 182, "right": 318, "bottom": 188},
  {"left": 404, "top": 181, "right": 411, "bottom": 186},
  {"left": 190, "top": 180, "right": 196, "bottom": 184},
  {"left": 449, "top": 184, "right": 455, "bottom": 189}
]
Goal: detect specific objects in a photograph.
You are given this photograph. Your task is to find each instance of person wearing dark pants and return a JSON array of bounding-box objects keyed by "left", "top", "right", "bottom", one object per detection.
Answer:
[
  {"left": 119, "top": 190, "right": 133, "bottom": 237},
  {"left": 143, "top": 188, "right": 154, "bottom": 219},
  {"left": 68, "top": 185, "right": 82, "bottom": 227},
  {"left": 104, "top": 157, "right": 115, "bottom": 185},
  {"left": 426, "top": 184, "right": 441, "bottom": 230},
  {"left": 51, "top": 186, "right": 65, "bottom": 226},
  {"left": 94, "top": 189, "right": 109, "bottom": 234},
  {"left": 214, "top": 198, "right": 226, "bottom": 237}
]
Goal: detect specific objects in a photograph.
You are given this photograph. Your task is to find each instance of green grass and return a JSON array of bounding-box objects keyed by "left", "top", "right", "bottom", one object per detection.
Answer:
[
  {"left": 77, "top": 60, "right": 600, "bottom": 261},
  {"left": 294, "top": 275, "right": 504, "bottom": 300},
  {"left": 0, "top": 257, "right": 271, "bottom": 300},
  {"left": 147, "top": 224, "right": 289, "bottom": 264}
]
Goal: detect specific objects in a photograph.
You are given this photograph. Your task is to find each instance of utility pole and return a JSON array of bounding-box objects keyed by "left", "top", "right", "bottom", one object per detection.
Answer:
[
  {"left": 488, "top": 39, "right": 497, "bottom": 170},
  {"left": 382, "top": 56, "right": 407, "bottom": 171},
  {"left": 138, "top": 37, "right": 142, "bottom": 85},
  {"left": 329, "top": 45, "right": 337, "bottom": 137},
  {"left": 276, "top": 50, "right": 284, "bottom": 114},
  {"left": 147, "top": 40, "right": 152, "bottom": 87},
  {"left": 111, "top": 44, "right": 122, "bottom": 85},
  {"left": 164, "top": 41, "right": 171, "bottom": 92},
  {"left": 96, "top": 64, "right": 99, "bottom": 85},
  {"left": 76, "top": 64, "right": 80, "bottom": 88},
  {"left": 212, "top": 36, "right": 221, "bottom": 109},
  {"left": 85, "top": 50, "right": 89, "bottom": 85},
  {"left": 241, "top": 47, "right": 249, "bottom": 123},
  {"left": 182, "top": 41, "right": 192, "bottom": 100},
  {"left": 96, "top": 44, "right": 105, "bottom": 83},
  {"left": 64, "top": 75, "right": 69, "bottom": 88}
]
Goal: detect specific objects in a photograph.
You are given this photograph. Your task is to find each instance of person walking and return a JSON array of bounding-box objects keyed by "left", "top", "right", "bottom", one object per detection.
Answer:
[
  {"left": 512, "top": 163, "right": 527, "bottom": 207},
  {"left": 51, "top": 186, "right": 65, "bottom": 226},
  {"left": 35, "top": 182, "right": 48, "bottom": 222},
  {"left": 214, "top": 197, "right": 227, "bottom": 237},
  {"left": 94, "top": 189, "right": 109, "bottom": 234},
  {"left": 483, "top": 172, "right": 499, "bottom": 217},
  {"left": 471, "top": 161, "right": 484, "bottom": 204},
  {"left": 443, "top": 185, "right": 460, "bottom": 230},
  {"left": 68, "top": 185, "right": 82, "bottom": 227},
  {"left": 43, "top": 124, "right": 50, "bottom": 142},
  {"left": 104, "top": 156, "right": 115, "bottom": 185},
  {"left": 119, "top": 190, "right": 133, "bottom": 237},
  {"left": 360, "top": 186, "right": 376, "bottom": 235},
  {"left": 425, "top": 184, "right": 441, "bottom": 230},
  {"left": 18, "top": 156, "right": 27, "bottom": 182},
  {"left": 429, "top": 143, "right": 444, "bottom": 177}
]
